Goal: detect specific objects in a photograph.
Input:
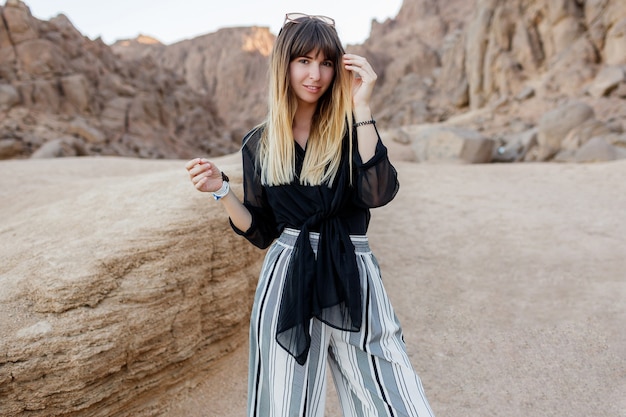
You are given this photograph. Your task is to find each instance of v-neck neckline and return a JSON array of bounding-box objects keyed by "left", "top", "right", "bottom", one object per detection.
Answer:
[{"left": 295, "top": 140, "right": 307, "bottom": 152}]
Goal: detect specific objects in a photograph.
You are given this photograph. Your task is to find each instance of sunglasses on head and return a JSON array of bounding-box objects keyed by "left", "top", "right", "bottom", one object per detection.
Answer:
[{"left": 283, "top": 13, "right": 335, "bottom": 27}]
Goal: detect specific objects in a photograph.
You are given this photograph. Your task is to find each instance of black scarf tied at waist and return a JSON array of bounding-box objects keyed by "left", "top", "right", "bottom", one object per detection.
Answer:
[
  {"left": 274, "top": 145, "right": 363, "bottom": 365},
  {"left": 276, "top": 214, "right": 362, "bottom": 365}
]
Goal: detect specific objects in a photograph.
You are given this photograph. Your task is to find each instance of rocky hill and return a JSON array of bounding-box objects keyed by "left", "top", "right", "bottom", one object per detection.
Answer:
[
  {"left": 112, "top": 27, "right": 274, "bottom": 142},
  {"left": 1, "top": 0, "right": 625, "bottom": 162},
  {"left": 0, "top": 0, "right": 232, "bottom": 160},
  {"left": 355, "top": 0, "right": 626, "bottom": 162}
]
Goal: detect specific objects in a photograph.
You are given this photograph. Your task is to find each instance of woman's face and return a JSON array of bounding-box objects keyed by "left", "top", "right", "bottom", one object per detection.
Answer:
[{"left": 289, "top": 49, "right": 335, "bottom": 106}]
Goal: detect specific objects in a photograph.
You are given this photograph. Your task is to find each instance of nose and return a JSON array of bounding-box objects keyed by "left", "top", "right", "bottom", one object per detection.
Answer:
[{"left": 308, "top": 63, "right": 321, "bottom": 81}]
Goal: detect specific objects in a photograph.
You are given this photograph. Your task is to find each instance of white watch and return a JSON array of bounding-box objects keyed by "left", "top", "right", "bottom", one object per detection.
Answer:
[{"left": 212, "top": 171, "right": 230, "bottom": 200}]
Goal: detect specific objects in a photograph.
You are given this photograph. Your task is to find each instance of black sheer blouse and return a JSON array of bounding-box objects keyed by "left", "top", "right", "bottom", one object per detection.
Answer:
[{"left": 230, "top": 124, "right": 399, "bottom": 365}]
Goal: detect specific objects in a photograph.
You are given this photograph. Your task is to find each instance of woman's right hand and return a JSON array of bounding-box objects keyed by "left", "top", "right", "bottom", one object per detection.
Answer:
[{"left": 185, "top": 158, "right": 223, "bottom": 193}]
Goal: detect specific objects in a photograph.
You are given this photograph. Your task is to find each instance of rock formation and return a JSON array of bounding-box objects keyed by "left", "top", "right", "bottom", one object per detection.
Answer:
[
  {"left": 0, "top": 155, "right": 265, "bottom": 416},
  {"left": 355, "top": 0, "right": 626, "bottom": 163},
  {"left": 0, "top": 0, "right": 232, "bottom": 160},
  {"left": 2, "top": 0, "right": 625, "bottom": 163},
  {"left": 112, "top": 27, "right": 274, "bottom": 142}
]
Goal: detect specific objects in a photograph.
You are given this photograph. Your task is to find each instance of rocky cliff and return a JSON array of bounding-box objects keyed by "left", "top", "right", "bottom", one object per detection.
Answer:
[
  {"left": 355, "top": 0, "right": 626, "bottom": 162},
  {"left": 1, "top": 0, "right": 625, "bottom": 163},
  {"left": 0, "top": 0, "right": 233, "bottom": 160},
  {"left": 112, "top": 27, "right": 274, "bottom": 142},
  {"left": 0, "top": 155, "right": 264, "bottom": 416}
]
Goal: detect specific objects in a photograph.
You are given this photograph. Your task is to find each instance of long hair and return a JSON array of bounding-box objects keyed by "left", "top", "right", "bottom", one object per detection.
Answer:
[{"left": 259, "top": 17, "right": 353, "bottom": 186}]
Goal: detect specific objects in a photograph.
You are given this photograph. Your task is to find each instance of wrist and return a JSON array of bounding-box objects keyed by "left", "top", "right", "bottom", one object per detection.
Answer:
[
  {"left": 354, "top": 117, "right": 376, "bottom": 128},
  {"left": 212, "top": 171, "right": 230, "bottom": 201},
  {"left": 353, "top": 105, "right": 372, "bottom": 121}
]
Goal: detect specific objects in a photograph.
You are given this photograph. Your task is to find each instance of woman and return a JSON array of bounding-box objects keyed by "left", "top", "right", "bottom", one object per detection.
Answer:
[{"left": 186, "top": 13, "right": 435, "bottom": 417}]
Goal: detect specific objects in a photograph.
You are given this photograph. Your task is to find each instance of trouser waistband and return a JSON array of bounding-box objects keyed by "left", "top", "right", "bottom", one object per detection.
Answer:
[{"left": 276, "top": 228, "right": 371, "bottom": 253}]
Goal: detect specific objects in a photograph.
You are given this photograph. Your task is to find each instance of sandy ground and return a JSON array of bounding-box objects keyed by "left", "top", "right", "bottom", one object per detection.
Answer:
[
  {"left": 162, "top": 160, "right": 626, "bottom": 417},
  {"left": 1, "top": 157, "right": 624, "bottom": 416}
]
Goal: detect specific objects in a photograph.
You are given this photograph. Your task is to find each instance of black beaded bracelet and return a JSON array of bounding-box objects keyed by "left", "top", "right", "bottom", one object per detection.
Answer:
[{"left": 354, "top": 119, "right": 376, "bottom": 128}]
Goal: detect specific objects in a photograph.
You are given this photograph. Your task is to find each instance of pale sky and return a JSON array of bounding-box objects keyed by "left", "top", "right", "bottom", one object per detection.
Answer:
[{"left": 23, "top": 0, "right": 403, "bottom": 46}]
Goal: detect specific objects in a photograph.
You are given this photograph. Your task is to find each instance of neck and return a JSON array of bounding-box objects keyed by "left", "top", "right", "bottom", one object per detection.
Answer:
[
  {"left": 293, "top": 102, "right": 316, "bottom": 128},
  {"left": 292, "top": 103, "right": 316, "bottom": 146}
]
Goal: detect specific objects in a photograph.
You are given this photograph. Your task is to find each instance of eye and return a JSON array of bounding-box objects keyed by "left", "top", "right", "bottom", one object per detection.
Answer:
[
  {"left": 297, "top": 58, "right": 310, "bottom": 64},
  {"left": 322, "top": 61, "right": 334, "bottom": 67}
]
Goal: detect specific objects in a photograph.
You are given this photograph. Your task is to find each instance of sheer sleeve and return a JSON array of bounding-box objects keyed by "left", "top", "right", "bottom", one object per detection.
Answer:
[
  {"left": 352, "top": 126, "right": 400, "bottom": 208},
  {"left": 229, "top": 127, "right": 279, "bottom": 249}
]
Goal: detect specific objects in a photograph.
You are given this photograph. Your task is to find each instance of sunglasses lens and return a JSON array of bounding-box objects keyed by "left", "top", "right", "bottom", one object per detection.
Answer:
[
  {"left": 284, "top": 13, "right": 335, "bottom": 27},
  {"left": 287, "top": 13, "right": 307, "bottom": 21}
]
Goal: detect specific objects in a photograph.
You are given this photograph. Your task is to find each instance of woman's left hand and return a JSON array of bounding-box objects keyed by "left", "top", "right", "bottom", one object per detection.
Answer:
[{"left": 343, "top": 54, "right": 377, "bottom": 108}]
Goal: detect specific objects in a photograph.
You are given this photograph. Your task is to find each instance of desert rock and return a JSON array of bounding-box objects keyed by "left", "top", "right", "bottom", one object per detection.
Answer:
[
  {"left": 2, "top": 0, "right": 626, "bottom": 162},
  {"left": 0, "top": 1, "right": 230, "bottom": 160},
  {"left": 0, "top": 156, "right": 264, "bottom": 416}
]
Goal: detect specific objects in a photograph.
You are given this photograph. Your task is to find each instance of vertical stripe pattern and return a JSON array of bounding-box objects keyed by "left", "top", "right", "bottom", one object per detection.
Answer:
[{"left": 247, "top": 228, "right": 435, "bottom": 417}]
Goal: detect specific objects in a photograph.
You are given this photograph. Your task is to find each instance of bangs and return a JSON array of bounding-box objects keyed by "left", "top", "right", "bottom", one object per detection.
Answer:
[{"left": 288, "top": 21, "right": 343, "bottom": 63}]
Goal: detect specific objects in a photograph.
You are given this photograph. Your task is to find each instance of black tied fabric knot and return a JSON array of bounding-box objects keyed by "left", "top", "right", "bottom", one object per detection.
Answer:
[
  {"left": 275, "top": 135, "right": 363, "bottom": 365},
  {"left": 276, "top": 216, "right": 362, "bottom": 365}
]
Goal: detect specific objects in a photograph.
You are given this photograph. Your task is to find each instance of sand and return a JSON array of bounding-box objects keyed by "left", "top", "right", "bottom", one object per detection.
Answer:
[
  {"left": 163, "top": 160, "right": 626, "bottom": 417},
  {"left": 2, "top": 157, "right": 624, "bottom": 416}
]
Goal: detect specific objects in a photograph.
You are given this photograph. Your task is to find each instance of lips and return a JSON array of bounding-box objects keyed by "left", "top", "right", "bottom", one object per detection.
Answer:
[{"left": 304, "top": 85, "right": 322, "bottom": 93}]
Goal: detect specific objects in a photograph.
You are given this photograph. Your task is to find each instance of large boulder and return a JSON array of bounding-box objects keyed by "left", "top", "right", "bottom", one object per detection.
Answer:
[
  {"left": 561, "top": 119, "right": 614, "bottom": 151},
  {"left": 536, "top": 102, "right": 595, "bottom": 161},
  {"left": 0, "top": 155, "right": 264, "bottom": 417},
  {"left": 408, "top": 125, "right": 495, "bottom": 163},
  {"left": 575, "top": 137, "right": 621, "bottom": 162},
  {"left": 587, "top": 66, "right": 626, "bottom": 98},
  {"left": 29, "top": 135, "right": 86, "bottom": 158}
]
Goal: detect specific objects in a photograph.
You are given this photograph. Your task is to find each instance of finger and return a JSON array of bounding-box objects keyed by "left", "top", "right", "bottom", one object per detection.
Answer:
[
  {"left": 195, "top": 176, "right": 208, "bottom": 190},
  {"left": 192, "top": 170, "right": 211, "bottom": 185},
  {"left": 345, "top": 63, "right": 366, "bottom": 76},
  {"left": 343, "top": 53, "right": 364, "bottom": 61},
  {"left": 344, "top": 59, "right": 374, "bottom": 75},
  {"left": 188, "top": 163, "right": 204, "bottom": 177},
  {"left": 344, "top": 55, "right": 369, "bottom": 66},
  {"left": 344, "top": 56, "right": 375, "bottom": 73},
  {"left": 347, "top": 66, "right": 375, "bottom": 83},
  {"left": 353, "top": 65, "right": 377, "bottom": 81},
  {"left": 190, "top": 164, "right": 215, "bottom": 181},
  {"left": 185, "top": 158, "right": 201, "bottom": 170}
]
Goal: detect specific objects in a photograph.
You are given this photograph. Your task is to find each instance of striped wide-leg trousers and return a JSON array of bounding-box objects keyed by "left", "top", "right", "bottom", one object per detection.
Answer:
[{"left": 247, "top": 228, "right": 435, "bottom": 417}]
